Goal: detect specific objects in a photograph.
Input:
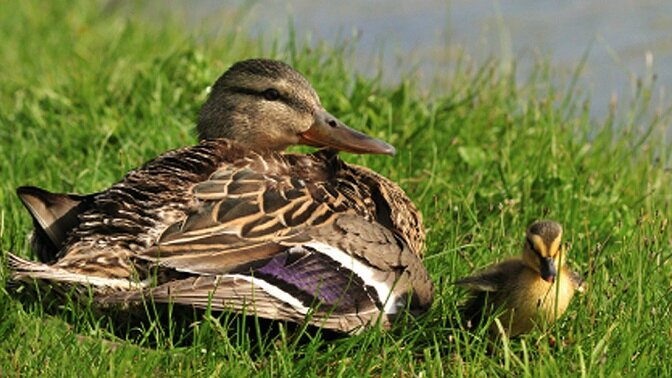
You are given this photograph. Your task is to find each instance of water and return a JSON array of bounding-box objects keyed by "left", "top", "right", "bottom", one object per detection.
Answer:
[{"left": 153, "top": 0, "right": 672, "bottom": 119}]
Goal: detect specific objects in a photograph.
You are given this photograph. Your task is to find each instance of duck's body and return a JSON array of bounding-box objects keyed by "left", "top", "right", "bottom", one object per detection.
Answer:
[
  {"left": 8, "top": 59, "right": 433, "bottom": 333},
  {"left": 456, "top": 221, "right": 582, "bottom": 338}
]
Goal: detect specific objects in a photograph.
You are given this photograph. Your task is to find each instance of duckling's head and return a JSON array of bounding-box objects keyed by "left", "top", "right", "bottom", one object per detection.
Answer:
[
  {"left": 197, "top": 58, "right": 395, "bottom": 155},
  {"left": 522, "top": 220, "right": 564, "bottom": 283}
]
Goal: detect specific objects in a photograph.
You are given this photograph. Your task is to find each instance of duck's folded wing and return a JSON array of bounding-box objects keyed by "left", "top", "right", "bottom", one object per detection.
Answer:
[
  {"left": 117, "top": 214, "right": 433, "bottom": 326},
  {"left": 106, "top": 244, "right": 391, "bottom": 327},
  {"left": 125, "top": 164, "right": 433, "bottom": 329},
  {"left": 100, "top": 271, "right": 389, "bottom": 333},
  {"left": 136, "top": 164, "right": 348, "bottom": 274},
  {"left": 107, "top": 217, "right": 406, "bottom": 333}
]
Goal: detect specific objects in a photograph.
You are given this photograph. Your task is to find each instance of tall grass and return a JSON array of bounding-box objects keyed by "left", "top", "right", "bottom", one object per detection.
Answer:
[{"left": 1, "top": 1, "right": 671, "bottom": 376}]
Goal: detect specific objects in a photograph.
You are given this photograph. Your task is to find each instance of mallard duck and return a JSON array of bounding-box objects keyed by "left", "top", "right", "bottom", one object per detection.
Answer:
[
  {"left": 8, "top": 59, "right": 433, "bottom": 333},
  {"left": 455, "top": 220, "right": 583, "bottom": 338}
]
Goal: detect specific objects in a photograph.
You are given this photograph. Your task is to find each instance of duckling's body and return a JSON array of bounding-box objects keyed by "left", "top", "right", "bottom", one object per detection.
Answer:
[
  {"left": 8, "top": 59, "right": 433, "bottom": 333},
  {"left": 456, "top": 221, "right": 582, "bottom": 337}
]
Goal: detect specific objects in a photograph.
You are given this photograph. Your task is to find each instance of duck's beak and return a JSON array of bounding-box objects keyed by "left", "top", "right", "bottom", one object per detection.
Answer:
[
  {"left": 299, "top": 109, "right": 396, "bottom": 156},
  {"left": 540, "top": 257, "right": 557, "bottom": 283}
]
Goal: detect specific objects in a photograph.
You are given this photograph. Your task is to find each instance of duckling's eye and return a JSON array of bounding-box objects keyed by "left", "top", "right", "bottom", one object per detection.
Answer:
[{"left": 263, "top": 88, "right": 281, "bottom": 101}]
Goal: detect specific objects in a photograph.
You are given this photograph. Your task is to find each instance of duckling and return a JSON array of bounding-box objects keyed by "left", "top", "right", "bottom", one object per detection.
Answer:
[
  {"left": 8, "top": 59, "right": 433, "bottom": 333},
  {"left": 455, "top": 220, "right": 583, "bottom": 338}
]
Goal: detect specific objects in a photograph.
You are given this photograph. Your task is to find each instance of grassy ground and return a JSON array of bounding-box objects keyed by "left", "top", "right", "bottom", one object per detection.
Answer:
[{"left": 1, "top": 1, "right": 671, "bottom": 377}]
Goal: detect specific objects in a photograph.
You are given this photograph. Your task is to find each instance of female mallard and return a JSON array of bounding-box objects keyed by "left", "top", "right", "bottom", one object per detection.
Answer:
[
  {"left": 8, "top": 59, "right": 433, "bottom": 333},
  {"left": 455, "top": 220, "right": 583, "bottom": 338}
]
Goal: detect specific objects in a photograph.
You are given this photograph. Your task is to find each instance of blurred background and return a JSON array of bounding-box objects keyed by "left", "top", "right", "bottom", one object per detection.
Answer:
[{"left": 123, "top": 0, "right": 672, "bottom": 119}]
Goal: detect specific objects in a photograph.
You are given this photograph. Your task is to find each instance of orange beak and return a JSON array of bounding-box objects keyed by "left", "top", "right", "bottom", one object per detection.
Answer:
[{"left": 299, "top": 109, "right": 396, "bottom": 156}]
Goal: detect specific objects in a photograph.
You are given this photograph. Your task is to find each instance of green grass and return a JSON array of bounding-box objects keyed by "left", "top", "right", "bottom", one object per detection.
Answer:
[{"left": 1, "top": 1, "right": 671, "bottom": 376}]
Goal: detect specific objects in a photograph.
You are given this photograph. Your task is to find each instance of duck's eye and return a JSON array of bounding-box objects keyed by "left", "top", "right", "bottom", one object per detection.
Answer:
[{"left": 263, "top": 88, "right": 280, "bottom": 101}]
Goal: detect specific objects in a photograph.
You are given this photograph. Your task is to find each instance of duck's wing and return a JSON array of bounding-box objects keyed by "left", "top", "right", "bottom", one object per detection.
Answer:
[
  {"left": 337, "top": 162, "right": 426, "bottom": 258},
  {"left": 101, "top": 271, "right": 389, "bottom": 333},
  {"left": 105, "top": 213, "right": 432, "bottom": 332},
  {"left": 135, "top": 162, "right": 347, "bottom": 274}
]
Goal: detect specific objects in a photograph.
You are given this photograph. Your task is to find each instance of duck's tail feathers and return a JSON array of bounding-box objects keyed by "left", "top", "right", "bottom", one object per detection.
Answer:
[
  {"left": 7, "top": 252, "right": 56, "bottom": 278},
  {"left": 6, "top": 252, "right": 141, "bottom": 290},
  {"left": 16, "top": 186, "right": 94, "bottom": 263}
]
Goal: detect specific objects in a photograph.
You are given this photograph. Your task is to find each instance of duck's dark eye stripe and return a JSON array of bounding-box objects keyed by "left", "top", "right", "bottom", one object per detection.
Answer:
[
  {"left": 526, "top": 238, "right": 540, "bottom": 257},
  {"left": 229, "top": 86, "right": 291, "bottom": 104},
  {"left": 228, "top": 86, "right": 310, "bottom": 113},
  {"left": 228, "top": 86, "right": 281, "bottom": 99}
]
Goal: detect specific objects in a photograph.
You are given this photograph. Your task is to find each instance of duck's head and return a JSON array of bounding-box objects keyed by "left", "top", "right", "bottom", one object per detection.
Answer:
[
  {"left": 197, "top": 58, "right": 395, "bottom": 155},
  {"left": 522, "top": 220, "right": 564, "bottom": 283}
]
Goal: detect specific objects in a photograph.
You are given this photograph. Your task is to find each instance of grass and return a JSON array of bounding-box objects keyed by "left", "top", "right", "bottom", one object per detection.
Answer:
[{"left": 1, "top": 1, "right": 671, "bottom": 376}]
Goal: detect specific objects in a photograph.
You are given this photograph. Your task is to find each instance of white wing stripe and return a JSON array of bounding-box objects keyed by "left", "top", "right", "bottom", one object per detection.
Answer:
[
  {"left": 225, "top": 274, "right": 310, "bottom": 313},
  {"left": 299, "top": 242, "right": 400, "bottom": 314}
]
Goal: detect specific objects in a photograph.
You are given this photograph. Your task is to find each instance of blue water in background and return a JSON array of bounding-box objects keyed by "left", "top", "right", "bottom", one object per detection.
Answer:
[{"left": 143, "top": 0, "right": 672, "bottom": 120}]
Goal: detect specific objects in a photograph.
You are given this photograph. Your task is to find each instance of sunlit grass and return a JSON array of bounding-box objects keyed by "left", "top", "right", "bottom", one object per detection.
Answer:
[{"left": 1, "top": 1, "right": 671, "bottom": 376}]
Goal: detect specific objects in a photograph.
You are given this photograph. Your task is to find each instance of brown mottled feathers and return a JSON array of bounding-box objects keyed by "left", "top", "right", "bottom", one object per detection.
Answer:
[
  {"left": 10, "top": 139, "right": 431, "bottom": 332},
  {"left": 338, "top": 164, "right": 425, "bottom": 257},
  {"left": 46, "top": 141, "right": 424, "bottom": 277}
]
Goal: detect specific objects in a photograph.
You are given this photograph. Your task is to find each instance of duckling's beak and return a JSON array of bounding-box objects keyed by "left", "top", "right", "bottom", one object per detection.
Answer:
[
  {"left": 299, "top": 109, "right": 396, "bottom": 156},
  {"left": 540, "top": 257, "right": 557, "bottom": 283}
]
